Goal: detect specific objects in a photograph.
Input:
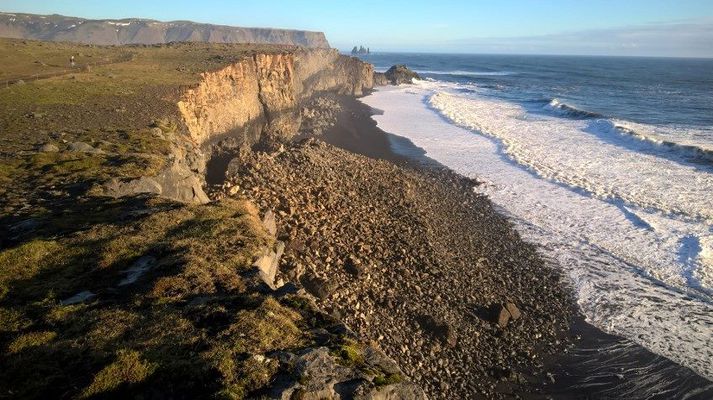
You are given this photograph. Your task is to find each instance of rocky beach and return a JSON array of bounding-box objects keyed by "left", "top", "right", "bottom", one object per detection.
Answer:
[
  {"left": 213, "top": 136, "right": 575, "bottom": 398},
  {"left": 1, "top": 30, "right": 711, "bottom": 399}
]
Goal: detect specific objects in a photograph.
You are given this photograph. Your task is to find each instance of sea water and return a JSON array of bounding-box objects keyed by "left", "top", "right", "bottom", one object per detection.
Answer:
[{"left": 356, "top": 53, "right": 713, "bottom": 382}]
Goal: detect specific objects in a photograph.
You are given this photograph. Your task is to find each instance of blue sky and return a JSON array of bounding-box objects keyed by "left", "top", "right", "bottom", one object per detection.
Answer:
[{"left": 2, "top": 0, "right": 712, "bottom": 56}]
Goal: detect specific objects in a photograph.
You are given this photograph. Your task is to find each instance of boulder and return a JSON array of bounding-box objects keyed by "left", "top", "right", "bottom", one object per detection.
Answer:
[
  {"left": 103, "top": 163, "right": 210, "bottom": 204},
  {"left": 491, "top": 302, "right": 522, "bottom": 328},
  {"left": 263, "top": 210, "right": 277, "bottom": 236},
  {"left": 38, "top": 143, "right": 59, "bottom": 152},
  {"left": 118, "top": 256, "right": 156, "bottom": 286},
  {"left": 301, "top": 273, "right": 336, "bottom": 300},
  {"left": 494, "top": 306, "right": 511, "bottom": 328},
  {"left": 272, "top": 347, "right": 426, "bottom": 400},
  {"left": 60, "top": 290, "right": 96, "bottom": 306},
  {"left": 506, "top": 302, "right": 522, "bottom": 320},
  {"left": 384, "top": 65, "right": 421, "bottom": 85},
  {"left": 252, "top": 241, "right": 285, "bottom": 290},
  {"left": 68, "top": 141, "right": 103, "bottom": 154}
]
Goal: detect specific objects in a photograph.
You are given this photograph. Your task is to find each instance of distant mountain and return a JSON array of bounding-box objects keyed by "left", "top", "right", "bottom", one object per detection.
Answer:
[{"left": 0, "top": 12, "right": 330, "bottom": 48}]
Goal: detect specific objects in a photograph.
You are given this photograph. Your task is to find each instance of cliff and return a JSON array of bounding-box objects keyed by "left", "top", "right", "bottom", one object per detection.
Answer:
[
  {"left": 177, "top": 48, "right": 373, "bottom": 147},
  {"left": 0, "top": 12, "right": 330, "bottom": 48}
]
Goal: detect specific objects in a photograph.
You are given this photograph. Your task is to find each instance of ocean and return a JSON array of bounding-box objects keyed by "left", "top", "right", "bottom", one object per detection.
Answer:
[{"left": 355, "top": 53, "right": 713, "bottom": 383}]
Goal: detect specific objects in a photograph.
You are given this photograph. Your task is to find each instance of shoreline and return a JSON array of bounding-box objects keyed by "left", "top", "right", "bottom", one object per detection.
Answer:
[{"left": 316, "top": 92, "right": 713, "bottom": 398}]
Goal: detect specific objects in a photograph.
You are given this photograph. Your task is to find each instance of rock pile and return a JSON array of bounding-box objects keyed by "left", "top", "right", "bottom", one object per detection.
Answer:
[
  {"left": 299, "top": 96, "right": 342, "bottom": 135},
  {"left": 218, "top": 139, "right": 573, "bottom": 398}
]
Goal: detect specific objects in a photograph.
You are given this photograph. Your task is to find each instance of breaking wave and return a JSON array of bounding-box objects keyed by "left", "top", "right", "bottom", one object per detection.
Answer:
[{"left": 545, "top": 98, "right": 603, "bottom": 119}]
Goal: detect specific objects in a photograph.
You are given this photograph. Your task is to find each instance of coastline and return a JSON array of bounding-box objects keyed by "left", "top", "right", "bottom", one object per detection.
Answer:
[
  {"left": 2, "top": 36, "right": 710, "bottom": 398},
  {"left": 314, "top": 92, "right": 713, "bottom": 398}
]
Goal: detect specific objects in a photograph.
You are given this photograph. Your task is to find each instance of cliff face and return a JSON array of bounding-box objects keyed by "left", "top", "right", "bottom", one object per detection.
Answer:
[
  {"left": 0, "top": 12, "right": 330, "bottom": 48},
  {"left": 177, "top": 49, "right": 373, "bottom": 147}
]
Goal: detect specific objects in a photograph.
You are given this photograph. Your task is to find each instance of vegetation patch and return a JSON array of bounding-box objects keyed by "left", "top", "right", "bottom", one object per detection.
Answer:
[
  {"left": 80, "top": 349, "right": 157, "bottom": 398},
  {"left": 7, "top": 331, "right": 57, "bottom": 354}
]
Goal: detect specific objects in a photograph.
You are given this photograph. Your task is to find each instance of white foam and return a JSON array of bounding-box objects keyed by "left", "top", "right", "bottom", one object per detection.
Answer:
[
  {"left": 360, "top": 82, "right": 713, "bottom": 380},
  {"left": 429, "top": 90, "right": 713, "bottom": 221}
]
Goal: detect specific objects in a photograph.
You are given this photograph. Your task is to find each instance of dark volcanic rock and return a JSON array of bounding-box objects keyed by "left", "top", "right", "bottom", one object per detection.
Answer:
[{"left": 384, "top": 65, "right": 421, "bottom": 85}]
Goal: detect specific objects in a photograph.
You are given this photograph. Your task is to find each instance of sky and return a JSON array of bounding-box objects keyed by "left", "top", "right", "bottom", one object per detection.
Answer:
[{"left": 2, "top": 0, "right": 713, "bottom": 57}]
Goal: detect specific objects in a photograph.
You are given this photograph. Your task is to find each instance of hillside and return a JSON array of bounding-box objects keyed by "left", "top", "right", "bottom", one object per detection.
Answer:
[{"left": 0, "top": 12, "right": 330, "bottom": 48}]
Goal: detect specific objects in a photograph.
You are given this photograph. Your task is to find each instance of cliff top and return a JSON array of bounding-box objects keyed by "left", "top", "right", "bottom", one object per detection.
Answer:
[{"left": 0, "top": 12, "right": 331, "bottom": 48}]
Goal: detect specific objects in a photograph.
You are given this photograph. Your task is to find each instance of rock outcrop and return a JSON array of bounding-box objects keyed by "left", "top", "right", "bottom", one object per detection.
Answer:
[
  {"left": 0, "top": 12, "right": 330, "bottom": 48},
  {"left": 272, "top": 347, "right": 426, "bottom": 400},
  {"left": 383, "top": 65, "right": 421, "bottom": 85},
  {"left": 104, "top": 162, "right": 210, "bottom": 204}
]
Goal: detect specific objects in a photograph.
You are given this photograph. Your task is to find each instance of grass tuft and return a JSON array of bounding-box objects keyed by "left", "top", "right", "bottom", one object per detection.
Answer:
[{"left": 80, "top": 349, "right": 157, "bottom": 398}]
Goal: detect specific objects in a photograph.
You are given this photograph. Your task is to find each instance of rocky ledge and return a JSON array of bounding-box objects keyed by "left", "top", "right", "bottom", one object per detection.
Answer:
[{"left": 214, "top": 139, "right": 574, "bottom": 398}]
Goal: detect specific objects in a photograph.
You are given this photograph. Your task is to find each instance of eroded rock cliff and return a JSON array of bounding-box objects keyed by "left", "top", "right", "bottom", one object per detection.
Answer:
[
  {"left": 177, "top": 49, "right": 373, "bottom": 147},
  {"left": 106, "top": 48, "right": 373, "bottom": 203}
]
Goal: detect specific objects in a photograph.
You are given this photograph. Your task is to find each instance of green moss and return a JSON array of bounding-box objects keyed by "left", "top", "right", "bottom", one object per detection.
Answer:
[
  {"left": 373, "top": 373, "right": 403, "bottom": 387},
  {"left": 7, "top": 331, "right": 57, "bottom": 353},
  {"left": 334, "top": 339, "right": 365, "bottom": 367},
  {"left": 80, "top": 350, "right": 157, "bottom": 398},
  {"left": 213, "top": 352, "right": 278, "bottom": 400}
]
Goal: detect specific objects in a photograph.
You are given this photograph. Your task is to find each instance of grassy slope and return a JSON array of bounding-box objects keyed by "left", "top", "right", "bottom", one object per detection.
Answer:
[{"left": 0, "top": 39, "right": 370, "bottom": 399}]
